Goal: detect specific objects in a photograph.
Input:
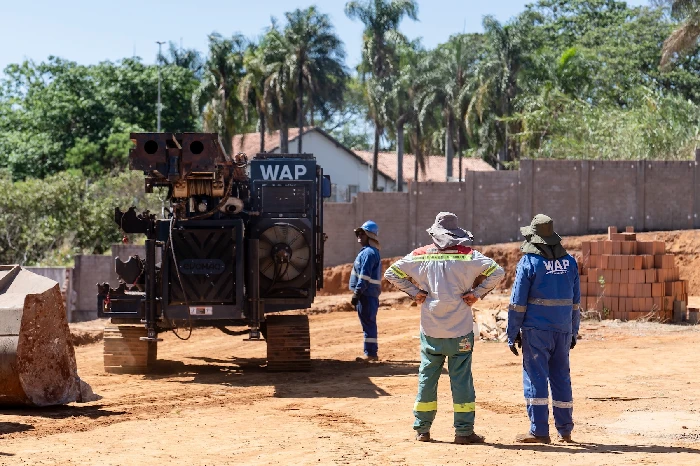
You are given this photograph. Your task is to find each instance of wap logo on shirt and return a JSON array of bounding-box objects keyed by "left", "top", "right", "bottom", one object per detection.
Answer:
[{"left": 544, "top": 258, "right": 570, "bottom": 275}]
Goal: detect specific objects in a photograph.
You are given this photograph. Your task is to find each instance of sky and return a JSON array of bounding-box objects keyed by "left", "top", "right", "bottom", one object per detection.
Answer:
[{"left": 1, "top": 0, "right": 650, "bottom": 74}]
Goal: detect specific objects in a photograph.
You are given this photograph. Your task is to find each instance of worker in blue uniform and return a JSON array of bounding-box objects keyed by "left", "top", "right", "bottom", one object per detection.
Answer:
[
  {"left": 507, "top": 214, "right": 580, "bottom": 444},
  {"left": 349, "top": 220, "right": 382, "bottom": 362}
]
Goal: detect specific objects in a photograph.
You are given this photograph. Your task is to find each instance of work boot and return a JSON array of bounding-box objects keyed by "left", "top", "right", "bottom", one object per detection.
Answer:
[
  {"left": 515, "top": 432, "right": 551, "bottom": 444},
  {"left": 355, "top": 354, "right": 378, "bottom": 362},
  {"left": 557, "top": 433, "right": 574, "bottom": 443},
  {"left": 454, "top": 432, "right": 485, "bottom": 444},
  {"left": 415, "top": 432, "right": 431, "bottom": 442}
]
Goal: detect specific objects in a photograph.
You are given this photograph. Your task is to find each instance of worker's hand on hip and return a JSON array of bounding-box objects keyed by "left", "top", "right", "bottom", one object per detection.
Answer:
[
  {"left": 414, "top": 291, "right": 428, "bottom": 304},
  {"left": 350, "top": 294, "right": 360, "bottom": 306},
  {"left": 570, "top": 335, "right": 577, "bottom": 350},
  {"left": 462, "top": 292, "right": 478, "bottom": 306}
]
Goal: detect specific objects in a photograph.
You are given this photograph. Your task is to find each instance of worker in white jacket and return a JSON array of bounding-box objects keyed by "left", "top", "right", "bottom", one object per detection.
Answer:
[{"left": 384, "top": 212, "right": 504, "bottom": 445}]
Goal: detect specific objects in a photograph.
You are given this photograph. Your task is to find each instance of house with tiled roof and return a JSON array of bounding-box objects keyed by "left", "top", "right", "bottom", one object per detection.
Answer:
[
  {"left": 353, "top": 150, "right": 495, "bottom": 183},
  {"left": 231, "top": 127, "right": 494, "bottom": 202}
]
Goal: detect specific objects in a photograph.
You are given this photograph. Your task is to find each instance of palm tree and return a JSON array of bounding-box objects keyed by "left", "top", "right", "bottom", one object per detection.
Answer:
[
  {"left": 240, "top": 42, "right": 269, "bottom": 153},
  {"left": 661, "top": 0, "right": 700, "bottom": 69},
  {"left": 346, "top": 0, "right": 418, "bottom": 191},
  {"left": 416, "top": 34, "right": 482, "bottom": 181},
  {"left": 260, "top": 26, "right": 296, "bottom": 153},
  {"left": 469, "top": 16, "right": 528, "bottom": 168},
  {"left": 391, "top": 40, "right": 425, "bottom": 191},
  {"left": 162, "top": 41, "right": 203, "bottom": 77},
  {"left": 192, "top": 33, "right": 246, "bottom": 155},
  {"left": 284, "top": 7, "right": 347, "bottom": 153}
]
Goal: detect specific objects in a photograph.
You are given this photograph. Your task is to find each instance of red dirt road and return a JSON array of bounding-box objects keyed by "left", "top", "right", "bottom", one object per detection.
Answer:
[{"left": 1, "top": 293, "right": 699, "bottom": 465}]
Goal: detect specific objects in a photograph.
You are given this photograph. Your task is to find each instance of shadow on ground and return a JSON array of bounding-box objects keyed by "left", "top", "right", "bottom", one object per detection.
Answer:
[
  {"left": 491, "top": 441, "right": 700, "bottom": 454},
  {"left": 0, "top": 422, "right": 34, "bottom": 436},
  {"left": 143, "top": 357, "right": 420, "bottom": 398},
  {"left": 0, "top": 405, "right": 125, "bottom": 420}
]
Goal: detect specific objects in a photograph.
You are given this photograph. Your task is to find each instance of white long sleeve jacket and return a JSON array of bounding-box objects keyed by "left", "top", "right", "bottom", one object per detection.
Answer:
[{"left": 384, "top": 244, "right": 505, "bottom": 338}]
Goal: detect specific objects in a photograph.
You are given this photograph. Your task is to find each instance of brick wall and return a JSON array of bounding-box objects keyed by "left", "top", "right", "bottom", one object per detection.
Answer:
[{"left": 322, "top": 158, "right": 699, "bottom": 267}]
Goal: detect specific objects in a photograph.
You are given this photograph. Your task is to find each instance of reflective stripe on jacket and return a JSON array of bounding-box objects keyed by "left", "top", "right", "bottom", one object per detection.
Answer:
[
  {"left": 506, "top": 253, "right": 581, "bottom": 344},
  {"left": 384, "top": 244, "right": 505, "bottom": 338},
  {"left": 349, "top": 246, "right": 382, "bottom": 298}
]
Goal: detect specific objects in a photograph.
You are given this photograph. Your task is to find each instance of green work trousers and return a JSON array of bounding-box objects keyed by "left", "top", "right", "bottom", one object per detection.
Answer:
[{"left": 413, "top": 332, "right": 476, "bottom": 435}]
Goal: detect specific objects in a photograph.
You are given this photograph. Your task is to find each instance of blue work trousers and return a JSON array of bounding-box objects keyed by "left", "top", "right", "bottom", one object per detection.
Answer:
[
  {"left": 522, "top": 328, "right": 574, "bottom": 437},
  {"left": 357, "top": 295, "right": 379, "bottom": 356},
  {"left": 414, "top": 332, "right": 476, "bottom": 436}
]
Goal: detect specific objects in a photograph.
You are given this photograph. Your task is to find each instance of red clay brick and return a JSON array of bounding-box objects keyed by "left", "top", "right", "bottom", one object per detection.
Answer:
[
  {"left": 633, "top": 256, "right": 643, "bottom": 270},
  {"left": 645, "top": 269, "right": 656, "bottom": 283},
  {"left": 652, "top": 283, "right": 663, "bottom": 297}
]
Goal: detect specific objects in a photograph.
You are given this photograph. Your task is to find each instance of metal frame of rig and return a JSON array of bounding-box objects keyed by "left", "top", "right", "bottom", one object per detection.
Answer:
[{"left": 97, "top": 132, "right": 330, "bottom": 373}]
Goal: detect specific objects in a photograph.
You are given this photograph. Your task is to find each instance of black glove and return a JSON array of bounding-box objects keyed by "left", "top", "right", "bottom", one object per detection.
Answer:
[
  {"left": 570, "top": 335, "right": 577, "bottom": 350},
  {"left": 351, "top": 294, "right": 360, "bottom": 306},
  {"left": 509, "top": 332, "right": 522, "bottom": 356}
]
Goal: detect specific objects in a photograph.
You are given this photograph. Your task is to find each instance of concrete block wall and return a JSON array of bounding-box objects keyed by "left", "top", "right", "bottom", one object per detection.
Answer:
[{"left": 321, "top": 158, "right": 699, "bottom": 267}]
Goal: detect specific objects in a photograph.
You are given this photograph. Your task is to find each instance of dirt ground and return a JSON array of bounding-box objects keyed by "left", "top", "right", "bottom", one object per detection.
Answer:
[{"left": 1, "top": 291, "right": 699, "bottom": 466}]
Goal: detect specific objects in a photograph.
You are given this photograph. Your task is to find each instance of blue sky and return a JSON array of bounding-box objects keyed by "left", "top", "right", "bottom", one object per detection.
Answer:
[{"left": 1, "top": 0, "right": 650, "bottom": 73}]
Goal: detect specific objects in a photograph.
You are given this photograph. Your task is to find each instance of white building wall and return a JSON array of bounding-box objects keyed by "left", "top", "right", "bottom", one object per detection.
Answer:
[{"left": 271, "top": 131, "right": 395, "bottom": 201}]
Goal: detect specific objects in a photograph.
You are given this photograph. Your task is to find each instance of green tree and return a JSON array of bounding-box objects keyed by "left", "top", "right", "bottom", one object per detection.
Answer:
[
  {"left": 283, "top": 6, "right": 347, "bottom": 153},
  {"left": 345, "top": 0, "right": 418, "bottom": 190},
  {"left": 261, "top": 25, "right": 297, "bottom": 153},
  {"left": 240, "top": 41, "right": 270, "bottom": 153},
  {"left": 193, "top": 33, "right": 246, "bottom": 156},
  {"left": 661, "top": 0, "right": 700, "bottom": 68}
]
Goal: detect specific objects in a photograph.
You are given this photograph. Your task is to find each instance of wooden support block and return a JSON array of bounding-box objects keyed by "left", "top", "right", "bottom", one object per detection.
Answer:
[{"left": 645, "top": 269, "right": 656, "bottom": 283}]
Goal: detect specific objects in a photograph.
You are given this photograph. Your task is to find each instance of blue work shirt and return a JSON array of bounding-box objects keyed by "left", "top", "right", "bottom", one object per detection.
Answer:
[
  {"left": 349, "top": 246, "right": 382, "bottom": 298},
  {"left": 506, "top": 253, "right": 581, "bottom": 345}
]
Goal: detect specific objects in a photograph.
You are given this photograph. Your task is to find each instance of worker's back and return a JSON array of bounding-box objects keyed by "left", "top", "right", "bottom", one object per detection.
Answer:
[{"left": 387, "top": 244, "right": 501, "bottom": 338}]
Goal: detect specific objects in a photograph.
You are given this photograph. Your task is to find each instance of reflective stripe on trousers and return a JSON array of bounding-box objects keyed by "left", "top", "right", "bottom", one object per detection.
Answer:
[
  {"left": 414, "top": 332, "right": 476, "bottom": 436},
  {"left": 522, "top": 328, "right": 574, "bottom": 437},
  {"left": 356, "top": 295, "right": 379, "bottom": 357}
]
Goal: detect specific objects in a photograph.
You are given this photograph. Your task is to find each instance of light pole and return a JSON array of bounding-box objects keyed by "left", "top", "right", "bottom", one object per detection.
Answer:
[{"left": 156, "top": 41, "right": 165, "bottom": 132}]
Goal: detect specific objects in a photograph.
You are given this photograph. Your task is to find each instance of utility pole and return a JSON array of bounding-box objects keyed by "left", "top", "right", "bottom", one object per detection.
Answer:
[{"left": 156, "top": 41, "right": 165, "bottom": 132}]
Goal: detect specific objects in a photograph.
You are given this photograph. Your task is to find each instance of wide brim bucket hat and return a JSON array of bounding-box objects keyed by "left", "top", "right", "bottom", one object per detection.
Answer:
[
  {"left": 427, "top": 212, "right": 473, "bottom": 249},
  {"left": 520, "top": 214, "right": 561, "bottom": 245}
]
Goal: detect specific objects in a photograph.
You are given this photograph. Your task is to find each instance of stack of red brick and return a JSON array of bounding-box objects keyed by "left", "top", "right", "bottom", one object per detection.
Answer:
[{"left": 579, "top": 227, "right": 688, "bottom": 320}]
